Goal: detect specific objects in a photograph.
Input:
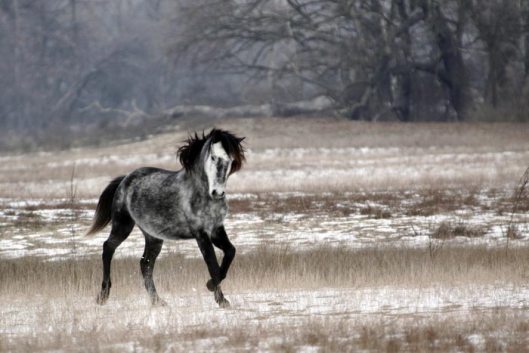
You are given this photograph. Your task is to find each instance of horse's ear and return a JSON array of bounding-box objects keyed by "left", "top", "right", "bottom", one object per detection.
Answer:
[{"left": 238, "top": 137, "right": 245, "bottom": 143}]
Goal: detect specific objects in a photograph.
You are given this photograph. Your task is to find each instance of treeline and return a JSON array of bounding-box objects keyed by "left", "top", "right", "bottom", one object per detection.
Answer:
[
  {"left": 174, "top": 0, "right": 529, "bottom": 122},
  {"left": 1, "top": 0, "right": 528, "bottom": 139},
  {"left": 1, "top": 0, "right": 179, "bottom": 134}
]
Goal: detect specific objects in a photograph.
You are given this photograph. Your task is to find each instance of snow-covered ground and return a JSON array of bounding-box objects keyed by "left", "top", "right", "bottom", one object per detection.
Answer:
[
  {"left": 0, "top": 189, "right": 527, "bottom": 260},
  {"left": 2, "top": 285, "right": 529, "bottom": 352},
  {"left": 1, "top": 121, "right": 529, "bottom": 352}
]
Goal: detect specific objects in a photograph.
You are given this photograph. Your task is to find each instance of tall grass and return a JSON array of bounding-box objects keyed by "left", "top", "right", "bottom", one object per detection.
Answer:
[
  {"left": 2, "top": 245, "right": 529, "bottom": 353},
  {"left": 2, "top": 246, "right": 528, "bottom": 300},
  {"left": 3, "top": 246, "right": 529, "bottom": 352}
]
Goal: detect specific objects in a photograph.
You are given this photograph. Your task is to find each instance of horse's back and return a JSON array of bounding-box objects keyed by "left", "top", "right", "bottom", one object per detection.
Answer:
[
  {"left": 117, "top": 167, "right": 177, "bottom": 203},
  {"left": 117, "top": 167, "right": 190, "bottom": 239}
]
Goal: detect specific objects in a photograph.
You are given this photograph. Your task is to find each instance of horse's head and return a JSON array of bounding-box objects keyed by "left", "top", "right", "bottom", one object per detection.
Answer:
[
  {"left": 204, "top": 141, "right": 231, "bottom": 199},
  {"left": 204, "top": 129, "right": 245, "bottom": 199},
  {"left": 178, "top": 129, "right": 245, "bottom": 199}
]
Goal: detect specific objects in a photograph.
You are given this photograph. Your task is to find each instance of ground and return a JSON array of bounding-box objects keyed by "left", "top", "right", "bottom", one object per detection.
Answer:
[{"left": 1, "top": 118, "right": 529, "bottom": 352}]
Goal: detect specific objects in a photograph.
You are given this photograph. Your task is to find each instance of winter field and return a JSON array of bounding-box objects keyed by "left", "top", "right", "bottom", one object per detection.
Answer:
[{"left": 1, "top": 118, "right": 529, "bottom": 352}]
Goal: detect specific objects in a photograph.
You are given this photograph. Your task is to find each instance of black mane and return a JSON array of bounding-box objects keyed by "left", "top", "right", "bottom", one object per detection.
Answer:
[{"left": 177, "top": 129, "right": 246, "bottom": 174}]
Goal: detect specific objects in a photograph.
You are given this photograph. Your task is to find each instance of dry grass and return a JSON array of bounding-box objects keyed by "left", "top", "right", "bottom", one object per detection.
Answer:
[
  {"left": 6, "top": 211, "right": 48, "bottom": 230},
  {"left": 359, "top": 204, "right": 392, "bottom": 218},
  {"left": 431, "top": 222, "right": 488, "bottom": 240},
  {"left": 2, "top": 246, "right": 529, "bottom": 299},
  {"left": 229, "top": 192, "right": 401, "bottom": 216},
  {"left": 2, "top": 246, "right": 529, "bottom": 352},
  {"left": 3, "top": 309, "right": 529, "bottom": 353},
  {"left": 406, "top": 189, "right": 483, "bottom": 216},
  {"left": 227, "top": 188, "right": 518, "bottom": 220},
  {"left": 496, "top": 187, "right": 529, "bottom": 215},
  {"left": 505, "top": 224, "right": 523, "bottom": 240}
]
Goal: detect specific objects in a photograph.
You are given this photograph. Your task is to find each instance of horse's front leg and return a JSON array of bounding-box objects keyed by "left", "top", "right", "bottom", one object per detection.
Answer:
[
  {"left": 208, "top": 226, "right": 236, "bottom": 289},
  {"left": 195, "top": 230, "right": 230, "bottom": 308}
]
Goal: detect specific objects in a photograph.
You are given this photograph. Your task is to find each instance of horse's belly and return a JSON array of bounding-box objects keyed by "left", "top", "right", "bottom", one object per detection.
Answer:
[
  {"left": 132, "top": 210, "right": 191, "bottom": 240},
  {"left": 146, "top": 220, "right": 193, "bottom": 240},
  {"left": 155, "top": 231, "right": 194, "bottom": 241}
]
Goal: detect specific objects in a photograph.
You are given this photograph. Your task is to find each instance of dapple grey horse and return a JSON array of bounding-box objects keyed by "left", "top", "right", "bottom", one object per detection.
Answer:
[{"left": 87, "top": 129, "right": 245, "bottom": 307}]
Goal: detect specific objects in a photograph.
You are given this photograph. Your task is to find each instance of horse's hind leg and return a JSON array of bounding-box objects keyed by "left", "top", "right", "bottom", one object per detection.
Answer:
[
  {"left": 96, "top": 214, "right": 134, "bottom": 305},
  {"left": 140, "top": 231, "right": 166, "bottom": 306}
]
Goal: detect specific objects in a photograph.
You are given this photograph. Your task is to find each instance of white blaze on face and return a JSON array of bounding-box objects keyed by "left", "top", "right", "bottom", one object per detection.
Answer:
[
  {"left": 211, "top": 142, "right": 229, "bottom": 160},
  {"left": 205, "top": 142, "right": 232, "bottom": 198}
]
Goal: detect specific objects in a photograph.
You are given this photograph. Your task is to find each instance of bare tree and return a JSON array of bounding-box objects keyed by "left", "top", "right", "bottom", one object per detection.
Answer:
[
  {"left": 471, "top": 0, "right": 522, "bottom": 107},
  {"left": 427, "top": 1, "right": 470, "bottom": 120},
  {"left": 172, "top": 0, "right": 485, "bottom": 121},
  {"left": 1, "top": 0, "right": 529, "bottom": 146}
]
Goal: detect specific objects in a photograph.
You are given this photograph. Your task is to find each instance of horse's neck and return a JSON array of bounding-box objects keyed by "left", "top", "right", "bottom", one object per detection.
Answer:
[
  {"left": 182, "top": 166, "right": 208, "bottom": 197},
  {"left": 181, "top": 168, "right": 227, "bottom": 220}
]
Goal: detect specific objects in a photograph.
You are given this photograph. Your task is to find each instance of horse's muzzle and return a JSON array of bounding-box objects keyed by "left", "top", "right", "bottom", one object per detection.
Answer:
[{"left": 211, "top": 190, "right": 225, "bottom": 199}]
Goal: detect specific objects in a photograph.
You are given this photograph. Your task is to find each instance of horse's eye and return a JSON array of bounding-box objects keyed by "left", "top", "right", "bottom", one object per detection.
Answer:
[{"left": 211, "top": 155, "right": 216, "bottom": 162}]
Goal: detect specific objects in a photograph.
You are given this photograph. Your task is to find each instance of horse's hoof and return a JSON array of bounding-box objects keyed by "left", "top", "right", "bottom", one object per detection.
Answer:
[
  {"left": 96, "top": 293, "right": 108, "bottom": 305},
  {"left": 152, "top": 297, "right": 168, "bottom": 307},
  {"left": 218, "top": 298, "right": 231, "bottom": 308},
  {"left": 206, "top": 279, "right": 216, "bottom": 292},
  {"left": 214, "top": 286, "right": 230, "bottom": 308}
]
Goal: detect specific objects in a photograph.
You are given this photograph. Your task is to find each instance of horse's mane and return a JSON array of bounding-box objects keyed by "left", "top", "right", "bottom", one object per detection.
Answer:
[{"left": 177, "top": 129, "right": 246, "bottom": 174}]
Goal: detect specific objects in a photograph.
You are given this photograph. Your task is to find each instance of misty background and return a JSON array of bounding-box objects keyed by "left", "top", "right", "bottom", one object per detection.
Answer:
[{"left": 1, "top": 0, "right": 529, "bottom": 149}]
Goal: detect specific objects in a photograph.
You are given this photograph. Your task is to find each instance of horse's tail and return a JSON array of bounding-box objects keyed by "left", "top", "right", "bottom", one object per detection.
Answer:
[{"left": 86, "top": 176, "right": 125, "bottom": 235}]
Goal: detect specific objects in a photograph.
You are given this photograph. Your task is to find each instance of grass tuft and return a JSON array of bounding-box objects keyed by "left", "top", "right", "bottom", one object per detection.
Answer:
[
  {"left": 360, "top": 205, "right": 392, "bottom": 219},
  {"left": 431, "top": 222, "right": 488, "bottom": 240}
]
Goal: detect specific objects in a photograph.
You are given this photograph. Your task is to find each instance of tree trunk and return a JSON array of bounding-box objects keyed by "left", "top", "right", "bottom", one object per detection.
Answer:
[
  {"left": 430, "top": 4, "right": 469, "bottom": 121},
  {"left": 486, "top": 50, "right": 499, "bottom": 107},
  {"left": 522, "top": 1, "right": 529, "bottom": 82},
  {"left": 392, "top": 0, "right": 413, "bottom": 122}
]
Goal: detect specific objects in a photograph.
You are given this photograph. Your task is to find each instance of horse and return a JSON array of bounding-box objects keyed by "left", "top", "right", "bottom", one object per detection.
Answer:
[{"left": 86, "top": 129, "right": 245, "bottom": 308}]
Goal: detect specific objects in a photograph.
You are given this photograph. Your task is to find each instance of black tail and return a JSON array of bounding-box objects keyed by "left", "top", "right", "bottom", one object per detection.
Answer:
[{"left": 86, "top": 176, "right": 125, "bottom": 235}]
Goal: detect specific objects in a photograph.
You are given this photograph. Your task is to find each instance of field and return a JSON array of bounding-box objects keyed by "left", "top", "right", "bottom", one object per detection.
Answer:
[{"left": 1, "top": 118, "right": 529, "bottom": 352}]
